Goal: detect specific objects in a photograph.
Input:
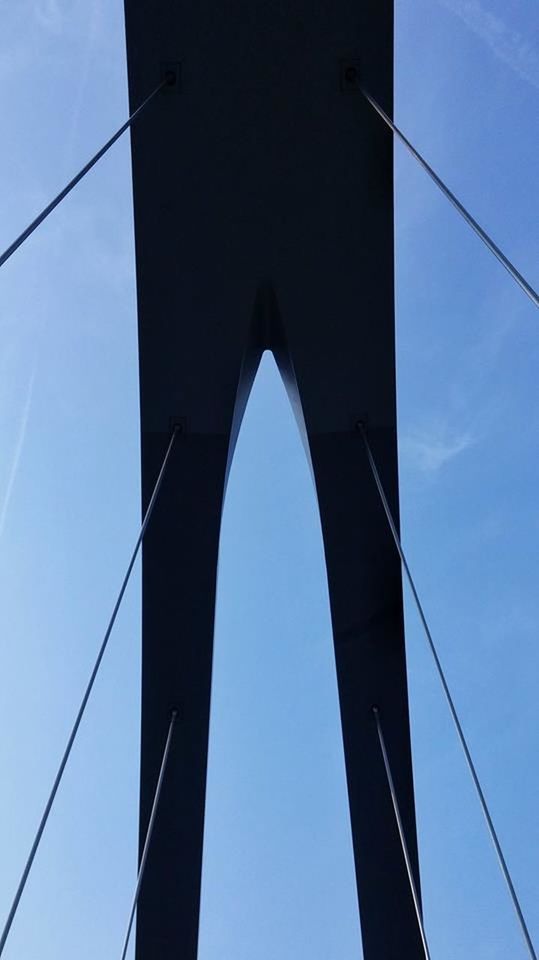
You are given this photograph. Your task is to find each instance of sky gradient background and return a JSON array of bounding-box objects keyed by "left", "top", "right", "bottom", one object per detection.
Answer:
[{"left": 0, "top": 1, "right": 537, "bottom": 957}]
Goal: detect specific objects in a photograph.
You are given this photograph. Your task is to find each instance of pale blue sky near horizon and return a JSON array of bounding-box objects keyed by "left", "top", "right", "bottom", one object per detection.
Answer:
[{"left": 0, "top": 1, "right": 537, "bottom": 958}]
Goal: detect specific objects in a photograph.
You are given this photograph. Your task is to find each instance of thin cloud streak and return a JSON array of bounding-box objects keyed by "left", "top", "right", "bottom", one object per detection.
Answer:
[
  {"left": 0, "top": 361, "right": 36, "bottom": 538},
  {"left": 63, "top": 1, "right": 102, "bottom": 171},
  {"left": 439, "top": 0, "right": 539, "bottom": 89},
  {"left": 34, "top": 0, "right": 63, "bottom": 34}
]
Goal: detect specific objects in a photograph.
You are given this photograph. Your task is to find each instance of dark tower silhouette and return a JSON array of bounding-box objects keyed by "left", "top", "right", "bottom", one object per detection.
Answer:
[{"left": 124, "top": 2, "right": 423, "bottom": 957}]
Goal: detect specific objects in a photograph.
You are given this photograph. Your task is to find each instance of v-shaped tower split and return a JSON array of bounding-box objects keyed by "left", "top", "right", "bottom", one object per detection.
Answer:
[{"left": 124, "top": 2, "right": 423, "bottom": 957}]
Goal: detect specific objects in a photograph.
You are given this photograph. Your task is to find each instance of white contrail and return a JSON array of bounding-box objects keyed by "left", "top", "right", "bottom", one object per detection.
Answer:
[
  {"left": 0, "top": 361, "right": 37, "bottom": 538},
  {"left": 439, "top": 0, "right": 539, "bottom": 90},
  {"left": 63, "top": 1, "right": 101, "bottom": 172}
]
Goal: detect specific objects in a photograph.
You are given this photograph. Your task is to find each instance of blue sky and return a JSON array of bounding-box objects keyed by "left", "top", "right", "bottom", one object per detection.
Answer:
[{"left": 0, "top": 1, "right": 537, "bottom": 957}]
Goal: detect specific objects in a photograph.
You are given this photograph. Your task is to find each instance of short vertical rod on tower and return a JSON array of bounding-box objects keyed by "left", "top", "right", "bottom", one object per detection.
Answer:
[
  {"left": 372, "top": 707, "right": 431, "bottom": 960},
  {"left": 120, "top": 710, "right": 178, "bottom": 960}
]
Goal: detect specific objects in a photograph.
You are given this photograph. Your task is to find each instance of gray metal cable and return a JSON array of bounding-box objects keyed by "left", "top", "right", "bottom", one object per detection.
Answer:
[
  {"left": 360, "top": 87, "right": 538, "bottom": 309},
  {"left": 119, "top": 710, "right": 178, "bottom": 960},
  {"left": 357, "top": 421, "right": 537, "bottom": 960},
  {"left": 0, "top": 78, "right": 169, "bottom": 270},
  {"left": 372, "top": 707, "right": 431, "bottom": 960},
  {"left": 0, "top": 426, "right": 180, "bottom": 958}
]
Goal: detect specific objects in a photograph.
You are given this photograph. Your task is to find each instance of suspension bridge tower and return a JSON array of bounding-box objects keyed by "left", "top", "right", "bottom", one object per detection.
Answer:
[
  {"left": 1, "top": 2, "right": 535, "bottom": 959},
  {"left": 125, "top": 2, "right": 422, "bottom": 958}
]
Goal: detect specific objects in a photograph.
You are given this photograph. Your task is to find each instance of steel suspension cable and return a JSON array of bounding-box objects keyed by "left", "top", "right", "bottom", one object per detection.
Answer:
[
  {"left": 360, "top": 87, "right": 538, "bottom": 309},
  {"left": 0, "top": 426, "right": 179, "bottom": 958},
  {"left": 119, "top": 710, "right": 178, "bottom": 960},
  {"left": 357, "top": 421, "right": 537, "bottom": 960},
  {"left": 0, "top": 78, "right": 169, "bottom": 271},
  {"left": 372, "top": 707, "right": 432, "bottom": 960}
]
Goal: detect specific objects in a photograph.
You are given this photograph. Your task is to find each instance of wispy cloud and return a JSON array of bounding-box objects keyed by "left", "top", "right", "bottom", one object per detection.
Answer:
[
  {"left": 63, "top": 1, "right": 102, "bottom": 171},
  {"left": 439, "top": 0, "right": 539, "bottom": 89},
  {"left": 0, "top": 362, "right": 36, "bottom": 538},
  {"left": 399, "top": 426, "right": 475, "bottom": 474},
  {"left": 34, "top": 0, "right": 64, "bottom": 34}
]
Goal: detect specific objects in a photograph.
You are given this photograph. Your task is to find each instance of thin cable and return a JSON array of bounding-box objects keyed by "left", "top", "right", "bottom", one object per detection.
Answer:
[
  {"left": 0, "top": 80, "right": 167, "bottom": 270},
  {"left": 372, "top": 707, "right": 431, "bottom": 959},
  {"left": 0, "top": 427, "right": 179, "bottom": 958},
  {"left": 357, "top": 421, "right": 537, "bottom": 960},
  {"left": 120, "top": 710, "right": 178, "bottom": 960},
  {"left": 360, "top": 87, "right": 538, "bottom": 309}
]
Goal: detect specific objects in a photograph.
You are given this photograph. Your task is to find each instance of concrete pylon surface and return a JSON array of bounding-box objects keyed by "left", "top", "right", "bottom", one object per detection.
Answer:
[{"left": 124, "top": 3, "right": 423, "bottom": 957}]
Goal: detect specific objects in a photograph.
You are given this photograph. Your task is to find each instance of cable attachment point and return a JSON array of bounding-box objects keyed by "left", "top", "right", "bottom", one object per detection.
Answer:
[
  {"left": 161, "top": 62, "right": 181, "bottom": 91},
  {"left": 340, "top": 59, "right": 361, "bottom": 93},
  {"left": 169, "top": 416, "right": 186, "bottom": 435}
]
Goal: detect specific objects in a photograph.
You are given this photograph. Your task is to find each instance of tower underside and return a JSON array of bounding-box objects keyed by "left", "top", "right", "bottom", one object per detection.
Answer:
[{"left": 124, "top": 2, "right": 423, "bottom": 957}]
